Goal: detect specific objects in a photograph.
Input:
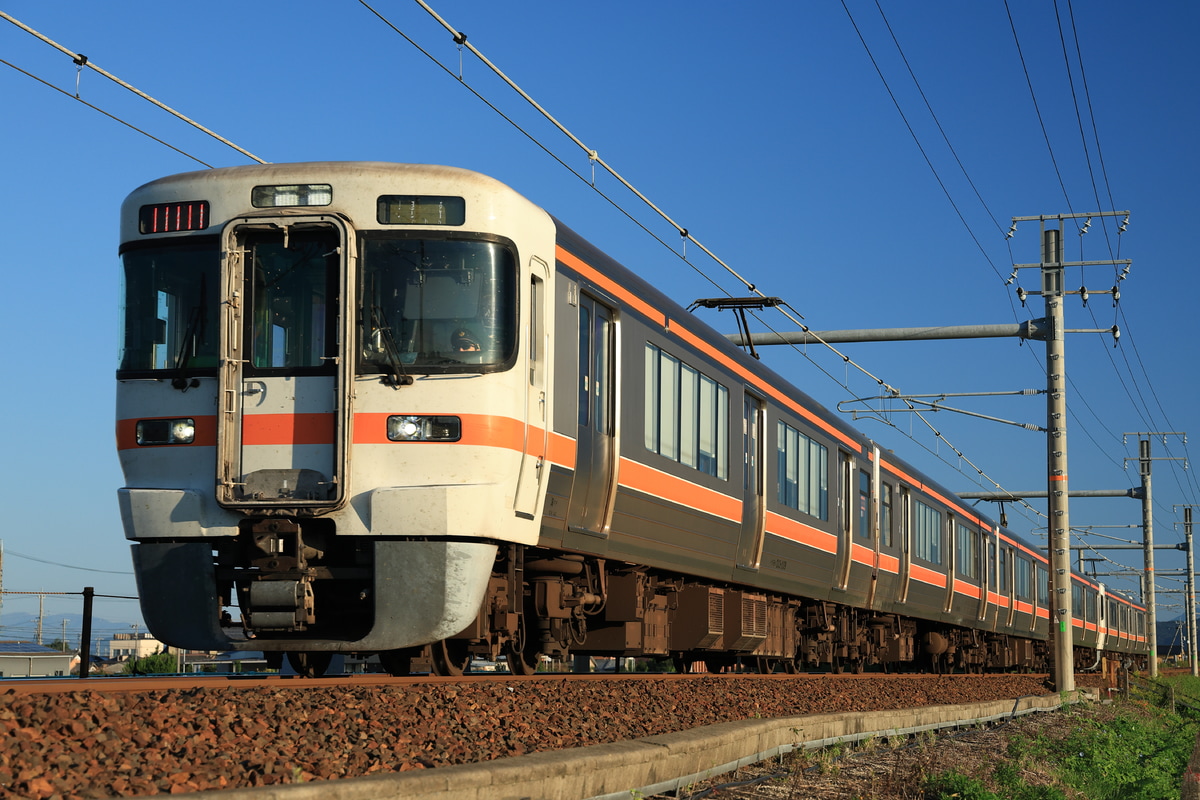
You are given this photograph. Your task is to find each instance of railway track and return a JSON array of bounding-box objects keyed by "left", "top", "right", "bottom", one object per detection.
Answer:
[
  {"left": 0, "top": 672, "right": 1107, "bottom": 798},
  {"left": 1, "top": 667, "right": 1057, "bottom": 695}
]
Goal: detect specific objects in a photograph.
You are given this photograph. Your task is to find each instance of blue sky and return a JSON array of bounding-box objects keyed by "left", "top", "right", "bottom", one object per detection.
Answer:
[{"left": 1, "top": 2, "right": 1197, "bottom": 645}]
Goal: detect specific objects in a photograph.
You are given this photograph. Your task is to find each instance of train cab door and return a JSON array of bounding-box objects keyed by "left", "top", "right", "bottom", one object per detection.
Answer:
[
  {"left": 514, "top": 259, "right": 550, "bottom": 518},
  {"left": 216, "top": 218, "right": 349, "bottom": 510},
  {"left": 566, "top": 293, "right": 616, "bottom": 536},
  {"left": 735, "top": 394, "right": 766, "bottom": 570}
]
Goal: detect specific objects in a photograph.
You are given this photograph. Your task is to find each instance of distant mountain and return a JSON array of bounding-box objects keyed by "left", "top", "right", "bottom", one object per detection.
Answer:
[
  {"left": 0, "top": 610, "right": 147, "bottom": 652},
  {"left": 1156, "top": 613, "right": 1195, "bottom": 655}
]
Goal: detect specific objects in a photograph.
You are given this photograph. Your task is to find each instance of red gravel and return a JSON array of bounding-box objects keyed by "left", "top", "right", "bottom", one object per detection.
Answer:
[{"left": 0, "top": 674, "right": 1101, "bottom": 798}]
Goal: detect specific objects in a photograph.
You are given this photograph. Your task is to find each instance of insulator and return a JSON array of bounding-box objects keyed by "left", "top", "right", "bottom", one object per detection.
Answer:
[
  {"left": 1016, "top": 287, "right": 1027, "bottom": 307},
  {"left": 1079, "top": 286, "right": 1089, "bottom": 307},
  {"left": 1111, "top": 326, "right": 1121, "bottom": 347}
]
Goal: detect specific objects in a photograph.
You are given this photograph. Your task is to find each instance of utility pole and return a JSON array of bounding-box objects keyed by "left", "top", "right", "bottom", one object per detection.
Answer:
[
  {"left": 1009, "top": 211, "right": 1129, "bottom": 692},
  {"left": 1137, "top": 437, "right": 1157, "bottom": 677},
  {"left": 1124, "top": 433, "right": 1187, "bottom": 678},
  {"left": 1187, "top": 508, "right": 1196, "bottom": 677},
  {"left": 1041, "top": 226, "right": 1075, "bottom": 692},
  {"left": 1175, "top": 505, "right": 1198, "bottom": 677}
]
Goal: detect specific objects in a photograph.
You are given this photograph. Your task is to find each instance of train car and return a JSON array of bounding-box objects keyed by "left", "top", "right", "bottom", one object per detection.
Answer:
[{"left": 116, "top": 162, "right": 1148, "bottom": 676}]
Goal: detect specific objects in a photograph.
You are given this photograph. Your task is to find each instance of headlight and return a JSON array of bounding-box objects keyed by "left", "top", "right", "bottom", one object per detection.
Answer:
[
  {"left": 386, "top": 415, "right": 461, "bottom": 442},
  {"left": 136, "top": 418, "right": 196, "bottom": 445},
  {"left": 251, "top": 183, "right": 332, "bottom": 208}
]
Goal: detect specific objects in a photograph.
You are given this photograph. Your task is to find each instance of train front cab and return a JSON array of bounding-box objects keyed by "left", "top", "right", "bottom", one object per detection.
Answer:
[{"left": 116, "top": 164, "right": 556, "bottom": 664}]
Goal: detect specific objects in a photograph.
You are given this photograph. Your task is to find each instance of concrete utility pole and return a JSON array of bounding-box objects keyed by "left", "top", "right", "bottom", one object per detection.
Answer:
[
  {"left": 1124, "top": 433, "right": 1187, "bottom": 678},
  {"left": 1040, "top": 226, "right": 1075, "bottom": 692},
  {"left": 1178, "top": 507, "right": 1198, "bottom": 677},
  {"left": 1008, "top": 212, "right": 1129, "bottom": 691},
  {"left": 1136, "top": 437, "right": 1157, "bottom": 677}
]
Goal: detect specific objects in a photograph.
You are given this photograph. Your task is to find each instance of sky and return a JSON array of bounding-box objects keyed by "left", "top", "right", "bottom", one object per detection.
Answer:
[{"left": 1, "top": 1, "right": 1197, "bottom": 648}]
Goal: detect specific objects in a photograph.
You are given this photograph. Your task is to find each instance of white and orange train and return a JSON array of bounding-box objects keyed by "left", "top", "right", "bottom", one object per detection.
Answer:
[{"left": 116, "top": 162, "right": 1147, "bottom": 676}]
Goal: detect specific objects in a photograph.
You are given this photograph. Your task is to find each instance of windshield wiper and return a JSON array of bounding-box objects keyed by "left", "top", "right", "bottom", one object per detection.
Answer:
[
  {"left": 369, "top": 304, "right": 413, "bottom": 387},
  {"left": 171, "top": 273, "right": 207, "bottom": 391},
  {"left": 171, "top": 314, "right": 205, "bottom": 391}
]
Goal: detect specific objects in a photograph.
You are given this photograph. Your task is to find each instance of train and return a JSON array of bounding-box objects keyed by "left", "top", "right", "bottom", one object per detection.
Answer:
[{"left": 116, "top": 161, "right": 1148, "bottom": 677}]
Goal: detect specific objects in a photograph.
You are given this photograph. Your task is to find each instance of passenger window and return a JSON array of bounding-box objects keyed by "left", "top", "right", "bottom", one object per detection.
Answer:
[
  {"left": 913, "top": 500, "right": 941, "bottom": 563},
  {"left": 881, "top": 483, "right": 894, "bottom": 548},
  {"left": 776, "top": 421, "right": 829, "bottom": 520},
  {"left": 644, "top": 343, "right": 728, "bottom": 479}
]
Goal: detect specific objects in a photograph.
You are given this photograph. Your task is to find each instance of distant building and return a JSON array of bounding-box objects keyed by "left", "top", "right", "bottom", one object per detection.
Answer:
[
  {"left": 108, "top": 632, "right": 165, "bottom": 661},
  {"left": 0, "top": 642, "right": 74, "bottom": 678}
]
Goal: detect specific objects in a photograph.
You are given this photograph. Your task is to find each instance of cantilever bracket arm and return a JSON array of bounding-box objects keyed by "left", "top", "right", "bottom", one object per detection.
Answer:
[{"left": 837, "top": 389, "right": 1047, "bottom": 432}]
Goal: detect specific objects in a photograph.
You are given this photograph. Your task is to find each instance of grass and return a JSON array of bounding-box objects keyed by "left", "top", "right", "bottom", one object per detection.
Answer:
[{"left": 920, "top": 673, "right": 1200, "bottom": 800}]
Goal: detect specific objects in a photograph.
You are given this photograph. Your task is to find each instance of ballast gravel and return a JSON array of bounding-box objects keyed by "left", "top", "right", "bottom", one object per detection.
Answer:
[{"left": 0, "top": 674, "right": 1095, "bottom": 798}]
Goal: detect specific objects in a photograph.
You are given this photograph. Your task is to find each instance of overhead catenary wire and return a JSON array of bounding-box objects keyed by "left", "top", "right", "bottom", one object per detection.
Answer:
[
  {"left": 0, "top": 11, "right": 267, "bottom": 166},
  {"left": 836, "top": 2, "right": 1182, "bottom": 535},
  {"left": 397, "top": 0, "right": 764, "bottom": 295},
  {"left": 363, "top": 0, "right": 1047, "bottom": 518},
  {"left": 1001, "top": 0, "right": 1200, "bottom": 545},
  {"left": 5, "top": 4, "right": 1170, "bottom": 535},
  {"left": 2, "top": 6, "right": 1189, "bottom": 598},
  {"left": 1047, "top": 3, "right": 1198, "bottom": 512},
  {"left": 1003, "top": 0, "right": 1075, "bottom": 213},
  {"left": 0, "top": 56, "right": 213, "bottom": 168},
  {"left": 5, "top": 549, "right": 134, "bottom": 576},
  {"left": 841, "top": 0, "right": 1009, "bottom": 286}
]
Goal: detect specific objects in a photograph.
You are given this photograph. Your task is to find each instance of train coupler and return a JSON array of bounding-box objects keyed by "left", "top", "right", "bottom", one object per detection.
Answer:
[
  {"left": 241, "top": 519, "right": 320, "bottom": 632},
  {"left": 245, "top": 579, "right": 316, "bottom": 631}
]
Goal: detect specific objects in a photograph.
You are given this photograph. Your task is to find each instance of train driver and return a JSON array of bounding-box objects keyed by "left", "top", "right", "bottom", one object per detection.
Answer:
[{"left": 451, "top": 327, "right": 481, "bottom": 352}]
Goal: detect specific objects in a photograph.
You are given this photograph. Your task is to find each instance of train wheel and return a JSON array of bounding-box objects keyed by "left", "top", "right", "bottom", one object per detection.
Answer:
[
  {"left": 286, "top": 651, "right": 332, "bottom": 678},
  {"left": 430, "top": 640, "right": 472, "bottom": 677},
  {"left": 503, "top": 638, "right": 538, "bottom": 675},
  {"left": 379, "top": 647, "right": 418, "bottom": 676}
]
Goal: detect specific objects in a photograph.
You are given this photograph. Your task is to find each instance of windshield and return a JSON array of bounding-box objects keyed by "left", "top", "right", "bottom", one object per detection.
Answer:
[
  {"left": 359, "top": 235, "right": 517, "bottom": 375},
  {"left": 119, "top": 240, "right": 220, "bottom": 375},
  {"left": 244, "top": 230, "right": 339, "bottom": 375}
]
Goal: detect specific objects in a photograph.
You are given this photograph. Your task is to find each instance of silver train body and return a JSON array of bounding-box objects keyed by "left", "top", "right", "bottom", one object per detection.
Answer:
[{"left": 117, "top": 162, "right": 1147, "bottom": 674}]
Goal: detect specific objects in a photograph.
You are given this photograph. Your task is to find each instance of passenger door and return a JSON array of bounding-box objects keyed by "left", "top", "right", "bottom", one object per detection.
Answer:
[
  {"left": 566, "top": 294, "right": 616, "bottom": 534},
  {"left": 735, "top": 394, "right": 766, "bottom": 570}
]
